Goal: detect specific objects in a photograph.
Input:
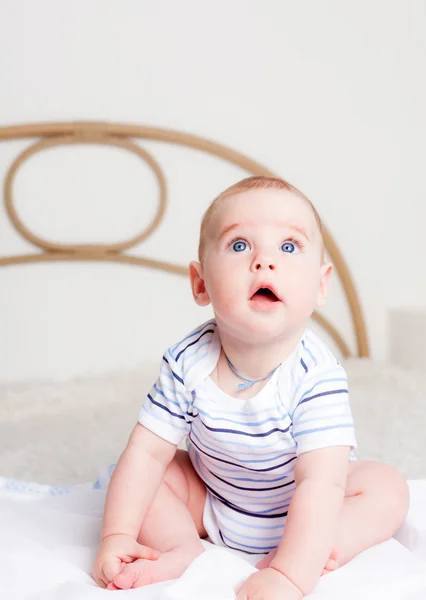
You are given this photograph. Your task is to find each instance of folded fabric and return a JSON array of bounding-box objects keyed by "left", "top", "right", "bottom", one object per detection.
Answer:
[
  {"left": 395, "top": 479, "right": 426, "bottom": 563},
  {"left": 164, "top": 543, "right": 426, "bottom": 600},
  {"left": 165, "top": 548, "right": 257, "bottom": 600},
  {"left": 0, "top": 484, "right": 425, "bottom": 599}
]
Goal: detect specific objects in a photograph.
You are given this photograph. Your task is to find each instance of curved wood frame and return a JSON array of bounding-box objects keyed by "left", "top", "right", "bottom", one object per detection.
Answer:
[{"left": 0, "top": 121, "right": 369, "bottom": 357}]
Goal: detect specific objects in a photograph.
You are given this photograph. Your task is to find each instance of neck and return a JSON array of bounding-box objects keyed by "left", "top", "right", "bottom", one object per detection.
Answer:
[{"left": 217, "top": 326, "right": 304, "bottom": 381}]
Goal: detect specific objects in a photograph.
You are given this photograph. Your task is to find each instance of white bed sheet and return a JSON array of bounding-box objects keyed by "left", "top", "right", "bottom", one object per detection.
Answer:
[{"left": 0, "top": 481, "right": 425, "bottom": 600}]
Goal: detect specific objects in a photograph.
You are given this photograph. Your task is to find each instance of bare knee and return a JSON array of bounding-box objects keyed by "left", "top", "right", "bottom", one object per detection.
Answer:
[
  {"left": 354, "top": 462, "right": 410, "bottom": 533},
  {"left": 382, "top": 465, "right": 410, "bottom": 529}
]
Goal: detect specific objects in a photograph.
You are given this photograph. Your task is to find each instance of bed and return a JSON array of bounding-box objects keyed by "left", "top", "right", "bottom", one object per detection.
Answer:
[{"left": 0, "top": 122, "right": 425, "bottom": 599}]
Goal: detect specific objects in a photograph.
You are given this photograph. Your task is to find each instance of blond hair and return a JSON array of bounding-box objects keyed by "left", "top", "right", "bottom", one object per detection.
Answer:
[{"left": 198, "top": 175, "right": 323, "bottom": 261}]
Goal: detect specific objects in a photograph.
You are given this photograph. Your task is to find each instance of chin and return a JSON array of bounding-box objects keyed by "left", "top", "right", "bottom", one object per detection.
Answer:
[{"left": 240, "top": 316, "right": 288, "bottom": 341}]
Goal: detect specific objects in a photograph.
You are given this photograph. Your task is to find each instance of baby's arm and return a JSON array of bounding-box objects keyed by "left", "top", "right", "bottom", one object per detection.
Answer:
[
  {"left": 270, "top": 446, "right": 350, "bottom": 595},
  {"left": 92, "top": 423, "right": 177, "bottom": 587}
]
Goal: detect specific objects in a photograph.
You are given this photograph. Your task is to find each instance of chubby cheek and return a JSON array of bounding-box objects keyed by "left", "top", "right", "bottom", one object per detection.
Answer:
[
  {"left": 285, "top": 269, "right": 320, "bottom": 309},
  {"left": 205, "top": 270, "right": 245, "bottom": 315}
]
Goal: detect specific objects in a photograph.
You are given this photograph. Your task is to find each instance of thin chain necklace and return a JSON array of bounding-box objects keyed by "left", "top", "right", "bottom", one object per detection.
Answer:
[{"left": 225, "top": 355, "right": 280, "bottom": 392}]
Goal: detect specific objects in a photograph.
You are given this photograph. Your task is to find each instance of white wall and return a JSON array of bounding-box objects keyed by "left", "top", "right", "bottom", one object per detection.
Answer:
[{"left": 0, "top": 0, "right": 425, "bottom": 381}]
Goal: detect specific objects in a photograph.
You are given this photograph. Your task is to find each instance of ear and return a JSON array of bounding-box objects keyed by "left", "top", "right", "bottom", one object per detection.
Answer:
[
  {"left": 189, "top": 261, "right": 211, "bottom": 307},
  {"left": 316, "top": 262, "right": 333, "bottom": 308}
]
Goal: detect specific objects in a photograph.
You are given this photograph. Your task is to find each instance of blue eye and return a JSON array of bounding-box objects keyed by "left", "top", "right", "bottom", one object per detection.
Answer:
[
  {"left": 281, "top": 241, "right": 299, "bottom": 254},
  {"left": 232, "top": 240, "right": 248, "bottom": 252}
]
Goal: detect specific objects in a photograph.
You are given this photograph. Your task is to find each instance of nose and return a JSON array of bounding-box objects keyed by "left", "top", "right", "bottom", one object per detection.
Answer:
[{"left": 250, "top": 255, "right": 276, "bottom": 272}]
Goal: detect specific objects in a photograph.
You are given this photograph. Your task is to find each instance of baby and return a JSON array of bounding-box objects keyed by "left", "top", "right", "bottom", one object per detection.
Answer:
[{"left": 92, "top": 176, "right": 409, "bottom": 599}]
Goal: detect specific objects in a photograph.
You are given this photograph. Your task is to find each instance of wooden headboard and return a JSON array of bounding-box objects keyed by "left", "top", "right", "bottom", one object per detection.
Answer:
[{"left": 0, "top": 121, "right": 369, "bottom": 358}]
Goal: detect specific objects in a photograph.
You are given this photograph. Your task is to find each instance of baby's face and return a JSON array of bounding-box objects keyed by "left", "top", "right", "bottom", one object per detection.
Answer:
[{"left": 192, "top": 188, "right": 331, "bottom": 343}]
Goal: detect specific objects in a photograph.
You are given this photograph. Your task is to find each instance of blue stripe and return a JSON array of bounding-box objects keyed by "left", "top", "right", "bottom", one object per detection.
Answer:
[
  {"left": 195, "top": 470, "right": 294, "bottom": 505},
  {"left": 192, "top": 395, "right": 286, "bottom": 418},
  {"left": 204, "top": 480, "right": 289, "bottom": 518},
  {"left": 153, "top": 385, "right": 186, "bottom": 411},
  {"left": 293, "top": 423, "right": 354, "bottom": 438},
  {"left": 220, "top": 523, "right": 283, "bottom": 543},
  {"left": 299, "top": 388, "right": 348, "bottom": 406},
  {"left": 300, "top": 358, "right": 308, "bottom": 372},
  {"left": 213, "top": 502, "right": 286, "bottom": 531},
  {"left": 159, "top": 368, "right": 174, "bottom": 382},
  {"left": 299, "top": 377, "right": 347, "bottom": 400},
  {"left": 200, "top": 419, "right": 291, "bottom": 438},
  {"left": 295, "top": 412, "right": 351, "bottom": 426},
  {"left": 189, "top": 445, "right": 297, "bottom": 481},
  {"left": 189, "top": 434, "right": 297, "bottom": 473},
  {"left": 191, "top": 427, "right": 294, "bottom": 457},
  {"left": 194, "top": 404, "right": 290, "bottom": 428},
  {"left": 139, "top": 405, "right": 188, "bottom": 432},
  {"left": 192, "top": 454, "right": 295, "bottom": 506},
  {"left": 302, "top": 343, "right": 318, "bottom": 366},
  {"left": 216, "top": 469, "right": 296, "bottom": 483},
  {"left": 210, "top": 470, "right": 295, "bottom": 492},
  {"left": 191, "top": 422, "right": 295, "bottom": 450},
  {"left": 147, "top": 393, "right": 191, "bottom": 424},
  {"left": 295, "top": 399, "right": 348, "bottom": 420},
  {"left": 162, "top": 356, "right": 184, "bottom": 385},
  {"left": 175, "top": 329, "right": 215, "bottom": 361},
  {"left": 183, "top": 351, "right": 209, "bottom": 376},
  {"left": 220, "top": 531, "right": 275, "bottom": 553},
  {"left": 171, "top": 321, "right": 216, "bottom": 356},
  {"left": 290, "top": 378, "right": 347, "bottom": 419},
  {"left": 180, "top": 339, "right": 211, "bottom": 362},
  {"left": 190, "top": 428, "right": 295, "bottom": 465}
]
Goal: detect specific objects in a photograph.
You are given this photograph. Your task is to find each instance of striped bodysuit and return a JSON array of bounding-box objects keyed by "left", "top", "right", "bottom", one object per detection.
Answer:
[{"left": 138, "top": 320, "right": 357, "bottom": 554}]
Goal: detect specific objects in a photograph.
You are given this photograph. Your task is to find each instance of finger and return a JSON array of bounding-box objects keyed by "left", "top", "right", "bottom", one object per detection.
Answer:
[
  {"left": 133, "top": 543, "right": 160, "bottom": 561},
  {"left": 91, "top": 567, "right": 108, "bottom": 589},
  {"left": 107, "top": 582, "right": 121, "bottom": 590},
  {"left": 102, "top": 556, "right": 123, "bottom": 582},
  {"left": 93, "top": 573, "right": 108, "bottom": 589}
]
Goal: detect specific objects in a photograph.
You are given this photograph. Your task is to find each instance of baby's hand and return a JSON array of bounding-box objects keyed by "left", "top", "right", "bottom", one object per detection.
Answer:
[
  {"left": 92, "top": 533, "right": 160, "bottom": 588},
  {"left": 236, "top": 567, "right": 303, "bottom": 600}
]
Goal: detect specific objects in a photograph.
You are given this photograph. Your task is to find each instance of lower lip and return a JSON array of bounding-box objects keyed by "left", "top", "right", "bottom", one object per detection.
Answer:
[{"left": 249, "top": 297, "right": 282, "bottom": 311}]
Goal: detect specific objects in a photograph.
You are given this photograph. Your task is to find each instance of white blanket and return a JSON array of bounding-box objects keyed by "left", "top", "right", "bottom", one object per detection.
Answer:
[{"left": 0, "top": 482, "right": 426, "bottom": 600}]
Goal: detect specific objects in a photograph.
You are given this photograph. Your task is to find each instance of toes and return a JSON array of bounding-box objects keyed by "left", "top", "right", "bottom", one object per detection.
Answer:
[
  {"left": 324, "top": 558, "right": 338, "bottom": 571},
  {"left": 107, "top": 582, "right": 120, "bottom": 590},
  {"left": 329, "top": 547, "right": 339, "bottom": 562},
  {"left": 112, "top": 565, "right": 139, "bottom": 590}
]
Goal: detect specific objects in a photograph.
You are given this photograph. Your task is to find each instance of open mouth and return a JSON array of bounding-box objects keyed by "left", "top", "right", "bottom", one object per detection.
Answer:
[{"left": 250, "top": 287, "right": 280, "bottom": 303}]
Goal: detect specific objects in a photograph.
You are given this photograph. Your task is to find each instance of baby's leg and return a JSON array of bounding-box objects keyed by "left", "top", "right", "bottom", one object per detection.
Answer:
[
  {"left": 110, "top": 450, "right": 207, "bottom": 590},
  {"left": 329, "top": 460, "right": 409, "bottom": 568},
  {"left": 257, "top": 460, "right": 409, "bottom": 574}
]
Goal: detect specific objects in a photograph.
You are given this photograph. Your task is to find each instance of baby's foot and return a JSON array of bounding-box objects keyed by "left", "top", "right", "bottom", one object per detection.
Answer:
[
  {"left": 321, "top": 547, "right": 339, "bottom": 576},
  {"left": 108, "top": 543, "right": 204, "bottom": 590}
]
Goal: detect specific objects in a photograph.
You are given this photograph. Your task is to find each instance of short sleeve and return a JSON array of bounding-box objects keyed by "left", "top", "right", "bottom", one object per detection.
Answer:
[
  {"left": 138, "top": 351, "right": 192, "bottom": 445},
  {"left": 291, "top": 362, "right": 357, "bottom": 455}
]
